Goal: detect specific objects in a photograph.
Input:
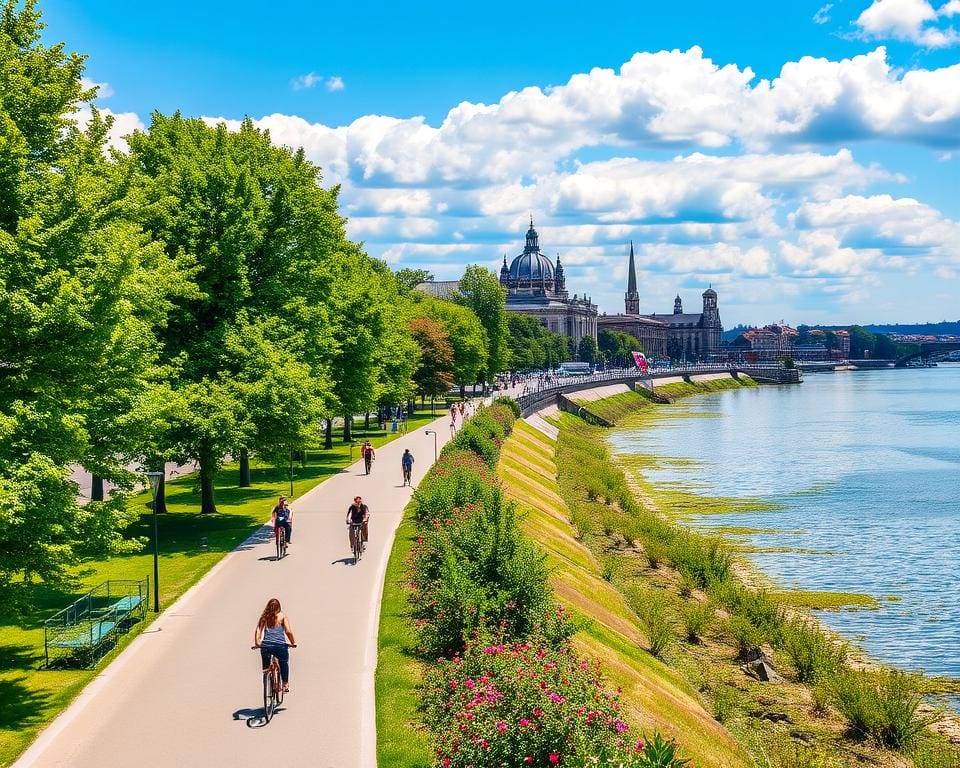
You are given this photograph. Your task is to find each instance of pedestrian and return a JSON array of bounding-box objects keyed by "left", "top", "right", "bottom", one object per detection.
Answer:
[
  {"left": 401, "top": 448, "right": 414, "bottom": 486},
  {"left": 458, "top": 401, "right": 465, "bottom": 419},
  {"left": 361, "top": 440, "right": 375, "bottom": 474}
]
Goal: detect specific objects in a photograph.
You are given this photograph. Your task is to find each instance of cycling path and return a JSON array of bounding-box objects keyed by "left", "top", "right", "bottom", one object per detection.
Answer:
[{"left": 15, "top": 414, "right": 456, "bottom": 768}]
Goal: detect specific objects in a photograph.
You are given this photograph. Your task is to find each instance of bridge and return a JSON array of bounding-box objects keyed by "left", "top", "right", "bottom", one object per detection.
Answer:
[
  {"left": 513, "top": 363, "right": 800, "bottom": 417},
  {"left": 895, "top": 341, "right": 960, "bottom": 367}
]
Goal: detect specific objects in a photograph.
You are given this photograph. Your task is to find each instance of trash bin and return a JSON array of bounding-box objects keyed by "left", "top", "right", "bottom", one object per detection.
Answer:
[{"left": 391, "top": 420, "right": 398, "bottom": 432}]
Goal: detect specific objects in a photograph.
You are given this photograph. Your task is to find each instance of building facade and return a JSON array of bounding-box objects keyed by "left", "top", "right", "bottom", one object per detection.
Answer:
[
  {"left": 598, "top": 243, "right": 723, "bottom": 360},
  {"left": 499, "top": 220, "right": 598, "bottom": 346}
]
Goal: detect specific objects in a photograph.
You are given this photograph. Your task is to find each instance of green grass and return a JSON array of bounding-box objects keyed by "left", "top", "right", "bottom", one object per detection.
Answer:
[
  {"left": 775, "top": 589, "right": 880, "bottom": 611},
  {"left": 375, "top": 515, "right": 431, "bottom": 768},
  {"left": 0, "top": 412, "right": 437, "bottom": 768},
  {"left": 569, "top": 389, "right": 653, "bottom": 424}
]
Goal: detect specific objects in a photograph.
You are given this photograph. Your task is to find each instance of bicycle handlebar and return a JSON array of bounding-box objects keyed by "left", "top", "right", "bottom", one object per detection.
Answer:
[{"left": 252, "top": 644, "right": 297, "bottom": 649}]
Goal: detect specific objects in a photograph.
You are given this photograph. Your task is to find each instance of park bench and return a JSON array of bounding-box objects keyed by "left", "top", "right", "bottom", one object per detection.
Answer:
[{"left": 44, "top": 578, "right": 148, "bottom": 667}]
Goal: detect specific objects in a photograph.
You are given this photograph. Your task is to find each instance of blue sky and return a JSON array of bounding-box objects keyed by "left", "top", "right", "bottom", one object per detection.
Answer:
[{"left": 47, "top": 0, "right": 960, "bottom": 326}]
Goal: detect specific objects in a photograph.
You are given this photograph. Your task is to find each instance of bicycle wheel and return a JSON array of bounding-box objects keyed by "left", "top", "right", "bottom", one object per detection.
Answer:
[
  {"left": 263, "top": 667, "right": 274, "bottom": 722},
  {"left": 352, "top": 526, "right": 361, "bottom": 562},
  {"left": 274, "top": 664, "right": 285, "bottom": 706},
  {"left": 276, "top": 527, "right": 284, "bottom": 560}
]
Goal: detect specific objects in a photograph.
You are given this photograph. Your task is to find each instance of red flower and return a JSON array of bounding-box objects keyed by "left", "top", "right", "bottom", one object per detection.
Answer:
[{"left": 549, "top": 753, "right": 560, "bottom": 764}]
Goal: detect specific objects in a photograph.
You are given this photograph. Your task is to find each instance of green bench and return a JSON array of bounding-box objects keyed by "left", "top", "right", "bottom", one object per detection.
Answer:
[{"left": 44, "top": 579, "right": 148, "bottom": 667}]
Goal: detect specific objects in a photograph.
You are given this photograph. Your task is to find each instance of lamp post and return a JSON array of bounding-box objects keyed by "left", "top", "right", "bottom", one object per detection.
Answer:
[
  {"left": 145, "top": 471, "right": 164, "bottom": 613},
  {"left": 289, "top": 449, "right": 294, "bottom": 498},
  {"left": 425, "top": 429, "right": 438, "bottom": 463}
]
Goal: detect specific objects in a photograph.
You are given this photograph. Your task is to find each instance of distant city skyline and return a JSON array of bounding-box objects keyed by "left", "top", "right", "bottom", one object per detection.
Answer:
[{"left": 45, "top": 0, "right": 960, "bottom": 326}]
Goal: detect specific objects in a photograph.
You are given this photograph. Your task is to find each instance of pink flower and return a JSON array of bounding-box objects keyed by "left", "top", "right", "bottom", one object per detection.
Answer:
[
  {"left": 635, "top": 740, "right": 646, "bottom": 753},
  {"left": 442, "top": 759, "right": 451, "bottom": 768},
  {"left": 549, "top": 753, "right": 560, "bottom": 764},
  {"left": 518, "top": 718, "right": 530, "bottom": 727},
  {"left": 495, "top": 720, "right": 507, "bottom": 734},
  {"left": 614, "top": 720, "right": 628, "bottom": 733},
  {"left": 524, "top": 758, "right": 533, "bottom": 764},
  {"left": 464, "top": 679, "right": 475, "bottom": 690}
]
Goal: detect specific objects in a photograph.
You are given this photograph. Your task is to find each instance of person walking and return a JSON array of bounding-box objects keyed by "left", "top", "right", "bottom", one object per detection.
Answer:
[
  {"left": 361, "top": 440, "right": 375, "bottom": 474},
  {"left": 253, "top": 598, "right": 297, "bottom": 693},
  {"left": 458, "top": 401, "right": 465, "bottom": 420},
  {"left": 401, "top": 448, "right": 415, "bottom": 486}
]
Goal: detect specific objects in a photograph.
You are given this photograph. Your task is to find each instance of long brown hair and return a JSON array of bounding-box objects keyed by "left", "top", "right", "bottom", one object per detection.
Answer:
[{"left": 259, "top": 598, "right": 281, "bottom": 628}]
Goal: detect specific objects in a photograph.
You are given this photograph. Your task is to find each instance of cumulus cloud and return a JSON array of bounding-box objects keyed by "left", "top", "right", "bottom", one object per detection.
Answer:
[
  {"left": 326, "top": 75, "right": 345, "bottom": 92},
  {"left": 854, "top": 0, "right": 960, "bottom": 48},
  {"left": 791, "top": 194, "right": 960, "bottom": 257}
]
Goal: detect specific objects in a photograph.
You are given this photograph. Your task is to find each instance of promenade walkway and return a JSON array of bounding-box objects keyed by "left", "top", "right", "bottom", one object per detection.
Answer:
[{"left": 15, "top": 415, "right": 454, "bottom": 768}]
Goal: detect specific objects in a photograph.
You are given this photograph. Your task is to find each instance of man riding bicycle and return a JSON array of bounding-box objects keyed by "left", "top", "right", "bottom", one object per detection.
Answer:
[
  {"left": 361, "top": 440, "right": 375, "bottom": 475},
  {"left": 346, "top": 496, "right": 370, "bottom": 549},
  {"left": 272, "top": 496, "right": 293, "bottom": 546},
  {"left": 401, "top": 448, "right": 414, "bottom": 486}
]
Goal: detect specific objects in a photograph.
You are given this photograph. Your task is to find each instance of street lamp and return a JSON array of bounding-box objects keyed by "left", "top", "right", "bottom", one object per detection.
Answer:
[
  {"left": 424, "top": 429, "right": 438, "bottom": 462},
  {"left": 145, "top": 471, "right": 164, "bottom": 613}
]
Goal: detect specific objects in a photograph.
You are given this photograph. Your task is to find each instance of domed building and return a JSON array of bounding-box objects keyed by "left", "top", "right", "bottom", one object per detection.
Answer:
[{"left": 499, "top": 219, "right": 597, "bottom": 345}]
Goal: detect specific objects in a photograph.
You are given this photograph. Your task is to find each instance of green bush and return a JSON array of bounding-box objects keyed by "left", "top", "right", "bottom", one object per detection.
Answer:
[
  {"left": 493, "top": 395, "right": 520, "bottom": 418},
  {"left": 681, "top": 600, "right": 714, "bottom": 644},
  {"left": 710, "top": 684, "right": 741, "bottom": 724},
  {"left": 828, "top": 668, "right": 934, "bottom": 749},
  {"left": 910, "top": 737, "right": 960, "bottom": 768},
  {"left": 728, "top": 615, "right": 766, "bottom": 659},
  {"left": 779, "top": 618, "right": 847, "bottom": 683},
  {"left": 628, "top": 587, "right": 675, "bottom": 659}
]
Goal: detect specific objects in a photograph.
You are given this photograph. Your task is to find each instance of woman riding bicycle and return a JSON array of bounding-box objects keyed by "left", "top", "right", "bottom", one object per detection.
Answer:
[
  {"left": 271, "top": 496, "right": 293, "bottom": 547},
  {"left": 253, "top": 598, "right": 297, "bottom": 692}
]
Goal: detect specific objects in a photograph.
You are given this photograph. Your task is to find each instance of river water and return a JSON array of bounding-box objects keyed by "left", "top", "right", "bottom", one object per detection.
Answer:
[{"left": 609, "top": 365, "right": 960, "bottom": 683}]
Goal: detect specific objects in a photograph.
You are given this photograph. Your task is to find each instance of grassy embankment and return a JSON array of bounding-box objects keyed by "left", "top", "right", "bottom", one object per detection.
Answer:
[
  {"left": 551, "top": 380, "right": 960, "bottom": 767},
  {"left": 498, "top": 419, "right": 752, "bottom": 768},
  {"left": 0, "top": 412, "right": 437, "bottom": 768}
]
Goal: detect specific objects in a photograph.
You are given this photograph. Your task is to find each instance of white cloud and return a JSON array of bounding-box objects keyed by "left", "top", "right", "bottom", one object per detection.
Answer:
[
  {"left": 80, "top": 76, "right": 115, "bottom": 98},
  {"left": 72, "top": 104, "right": 145, "bottom": 152},
  {"left": 814, "top": 3, "right": 834, "bottom": 24},
  {"left": 326, "top": 75, "right": 345, "bottom": 92},
  {"left": 791, "top": 194, "right": 960, "bottom": 257},
  {"left": 292, "top": 72, "right": 323, "bottom": 90},
  {"left": 854, "top": 0, "right": 960, "bottom": 47}
]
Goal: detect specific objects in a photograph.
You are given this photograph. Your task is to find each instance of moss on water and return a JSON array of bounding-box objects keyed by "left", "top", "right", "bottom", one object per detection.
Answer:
[{"left": 773, "top": 589, "right": 880, "bottom": 611}]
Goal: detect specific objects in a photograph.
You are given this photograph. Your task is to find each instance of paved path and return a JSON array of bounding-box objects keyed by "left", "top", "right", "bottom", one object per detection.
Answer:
[{"left": 16, "top": 416, "right": 454, "bottom": 768}]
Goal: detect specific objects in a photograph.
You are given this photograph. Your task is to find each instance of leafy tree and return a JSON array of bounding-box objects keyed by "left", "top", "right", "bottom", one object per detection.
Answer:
[
  {"left": 577, "top": 336, "right": 598, "bottom": 364},
  {"left": 873, "top": 332, "right": 898, "bottom": 359},
  {"left": 848, "top": 325, "right": 876, "bottom": 360},
  {"left": 598, "top": 329, "right": 643, "bottom": 367},
  {"left": 395, "top": 267, "right": 433, "bottom": 295},
  {"left": 505, "top": 314, "right": 570, "bottom": 371},
  {"left": 410, "top": 295, "right": 487, "bottom": 390},
  {"left": 126, "top": 114, "right": 344, "bottom": 511},
  {"left": 0, "top": 1, "right": 185, "bottom": 600},
  {"left": 454, "top": 265, "right": 508, "bottom": 380},
  {"left": 410, "top": 317, "right": 454, "bottom": 406}
]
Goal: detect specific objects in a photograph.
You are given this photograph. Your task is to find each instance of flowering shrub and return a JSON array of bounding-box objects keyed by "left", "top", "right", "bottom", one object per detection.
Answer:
[
  {"left": 424, "top": 639, "right": 686, "bottom": 767},
  {"left": 412, "top": 448, "right": 495, "bottom": 525},
  {"left": 408, "top": 488, "right": 565, "bottom": 657}
]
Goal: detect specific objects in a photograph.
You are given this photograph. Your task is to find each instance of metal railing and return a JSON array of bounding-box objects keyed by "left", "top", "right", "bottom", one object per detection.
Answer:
[{"left": 44, "top": 578, "right": 148, "bottom": 667}]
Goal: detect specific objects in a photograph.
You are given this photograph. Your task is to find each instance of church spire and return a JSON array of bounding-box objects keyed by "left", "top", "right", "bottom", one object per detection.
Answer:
[{"left": 624, "top": 241, "right": 640, "bottom": 314}]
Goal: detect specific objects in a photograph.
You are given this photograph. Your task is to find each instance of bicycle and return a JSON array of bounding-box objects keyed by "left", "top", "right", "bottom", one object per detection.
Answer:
[
  {"left": 363, "top": 454, "right": 373, "bottom": 475},
  {"left": 348, "top": 522, "right": 364, "bottom": 563},
  {"left": 275, "top": 522, "right": 288, "bottom": 561},
  {"left": 402, "top": 468, "right": 412, "bottom": 486},
  {"left": 252, "top": 644, "right": 294, "bottom": 723}
]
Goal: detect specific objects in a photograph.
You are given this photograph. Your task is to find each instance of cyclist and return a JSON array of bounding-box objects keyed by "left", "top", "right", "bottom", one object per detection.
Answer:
[
  {"left": 361, "top": 440, "right": 375, "bottom": 475},
  {"left": 346, "top": 496, "right": 370, "bottom": 550},
  {"left": 401, "top": 449, "right": 414, "bottom": 486},
  {"left": 253, "top": 598, "right": 297, "bottom": 693},
  {"left": 271, "top": 496, "right": 293, "bottom": 547}
]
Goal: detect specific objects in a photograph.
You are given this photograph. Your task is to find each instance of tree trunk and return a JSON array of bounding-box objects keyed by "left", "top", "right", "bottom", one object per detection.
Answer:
[
  {"left": 364, "top": 412, "right": 370, "bottom": 430},
  {"left": 199, "top": 457, "right": 217, "bottom": 515},
  {"left": 343, "top": 412, "right": 353, "bottom": 442},
  {"left": 90, "top": 474, "right": 104, "bottom": 502},
  {"left": 238, "top": 448, "right": 251, "bottom": 487},
  {"left": 324, "top": 419, "right": 333, "bottom": 450}
]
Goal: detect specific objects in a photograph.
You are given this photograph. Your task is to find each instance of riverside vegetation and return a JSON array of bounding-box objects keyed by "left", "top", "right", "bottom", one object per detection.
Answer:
[
  {"left": 377, "top": 400, "right": 697, "bottom": 768},
  {"left": 551, "top": 380, "right": 960, "bottom": 767}
]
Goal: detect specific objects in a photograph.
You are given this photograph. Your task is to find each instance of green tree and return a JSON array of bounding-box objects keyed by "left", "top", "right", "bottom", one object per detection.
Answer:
[
  {"left": 409, "top": 317, "right": 454, "bottom": 408},
  {"left": 454, "top": 265, "right": 508, "bottom": 381},
  {"left": 0, "top": 1, "right": 186, "bottom": 600},
  {"left": 410, "top": 295, "right": 487, "bottom": 390},
  {"left": 126, "top": 114, "right": 344, "bottom": 511},
  {"left": 395, "top": 267, "right": 433, "bottom": 295},
  {"left": 848, "top": 326, "right": 876, "bottom": 360},
  {"left": 598, "top": 329, "right": 643, "bottom": 367},
  {"left": 577, "top": 336, "right": 598, "bottom": 364}
]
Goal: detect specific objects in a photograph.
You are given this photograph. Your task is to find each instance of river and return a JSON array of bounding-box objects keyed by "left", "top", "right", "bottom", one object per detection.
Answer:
[{"left": 609, "top": 365, "right": 960, "bottom": 684}]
